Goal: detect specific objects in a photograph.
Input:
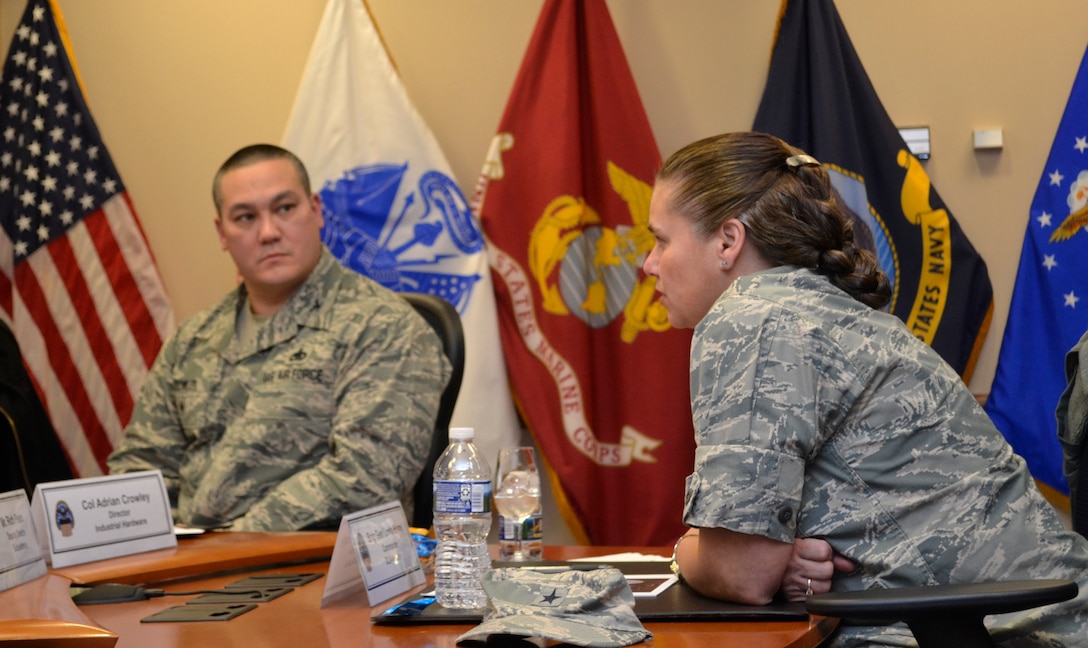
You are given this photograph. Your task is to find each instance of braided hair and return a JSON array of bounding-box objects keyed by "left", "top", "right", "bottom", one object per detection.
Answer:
[{"left": 657, "top": 131, "right": 891, "bottom": 309}]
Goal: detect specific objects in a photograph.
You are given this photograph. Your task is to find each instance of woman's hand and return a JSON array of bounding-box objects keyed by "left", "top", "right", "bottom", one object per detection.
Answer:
[{"left": 780, "top": 537, "right": 856, "bottom": 602}]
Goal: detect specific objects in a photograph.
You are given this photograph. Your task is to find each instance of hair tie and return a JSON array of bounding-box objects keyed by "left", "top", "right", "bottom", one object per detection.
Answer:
[{"left": 786, "top": 154, "right": 821, "bottom": 168}]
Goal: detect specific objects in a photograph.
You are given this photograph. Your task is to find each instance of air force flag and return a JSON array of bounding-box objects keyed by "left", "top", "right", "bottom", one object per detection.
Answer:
[
  {"left": 282, "top": 0, "right": 519, "bottom": 468},
  {"left": 986, "top": 45, "right": 1088, "bottom": 495}
]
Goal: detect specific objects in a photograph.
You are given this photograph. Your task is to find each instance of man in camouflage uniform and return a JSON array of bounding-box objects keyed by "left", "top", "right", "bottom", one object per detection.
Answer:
[
  {"left": 684, "top": 268, "right": 1088, "bottom": 646},
  {"left": 108, "top": 144, "right": 450, "bottom": 531}
]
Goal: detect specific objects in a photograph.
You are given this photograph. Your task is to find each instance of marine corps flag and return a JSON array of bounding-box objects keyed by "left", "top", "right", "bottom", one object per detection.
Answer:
[
  {"left": 476, "top": 0, "right": 694, "bottom": 545},
  {"left": 753, "top": 0, "right": 993, "bottom": 380},
  {"left": 985, "top": 46, "right": 1088, "bottom": 495},
  {"left": 282, "top": 0, "right": 520, "bottom": 469}
]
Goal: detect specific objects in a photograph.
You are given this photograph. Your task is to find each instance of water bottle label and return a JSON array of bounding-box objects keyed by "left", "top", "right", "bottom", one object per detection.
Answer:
[
  {"left": 433, "top": 480, "right": 492, "bottom": 514},
  {"left": 498, "top": 513, "right": 543, "bottom": 542},
  {"left": 498, "top": 513, "right": 543, "bottom": 560}
]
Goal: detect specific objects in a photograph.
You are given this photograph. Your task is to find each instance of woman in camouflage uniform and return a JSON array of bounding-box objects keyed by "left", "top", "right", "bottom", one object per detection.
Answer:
[{"left": 644, "top": 131, "right": 1088, "bottom": 647}]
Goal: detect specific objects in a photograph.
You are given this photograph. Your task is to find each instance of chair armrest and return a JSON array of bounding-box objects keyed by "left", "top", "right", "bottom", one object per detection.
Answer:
[
  {"left": 805, "top": 579, "right": 1077, "bottom": 648},
  {"left": 805, "top": 579, "right": 1077, "bottom": 621}
]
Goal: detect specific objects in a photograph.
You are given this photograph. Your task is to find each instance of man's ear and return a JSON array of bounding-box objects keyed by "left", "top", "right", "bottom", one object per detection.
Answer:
[
  {"left": 214, "top": 217, "right": 228, "bottom": 251},
  {"left": 310, "top": 193, "right": 324, "bottom": 228}
]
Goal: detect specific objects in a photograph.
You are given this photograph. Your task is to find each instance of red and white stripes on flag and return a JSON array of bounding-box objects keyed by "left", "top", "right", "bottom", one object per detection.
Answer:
[{"left": 0, "top": 0, "right": 174, "bottom": 477}]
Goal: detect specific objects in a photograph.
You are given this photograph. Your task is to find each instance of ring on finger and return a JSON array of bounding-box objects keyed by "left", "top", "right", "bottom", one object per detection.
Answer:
[{"left": 805, "top": 578, "right": 813, "bottom": 596}]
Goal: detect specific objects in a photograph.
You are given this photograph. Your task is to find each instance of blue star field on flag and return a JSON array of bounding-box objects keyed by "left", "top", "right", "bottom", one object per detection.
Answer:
[{"left": 1, "top": 2, "right": 125, "bottom": 262}]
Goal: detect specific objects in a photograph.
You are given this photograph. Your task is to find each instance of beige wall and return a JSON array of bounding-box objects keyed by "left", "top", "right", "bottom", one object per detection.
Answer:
[{"left": 2, "top": 0, "right": 1084, "bottom": 399}]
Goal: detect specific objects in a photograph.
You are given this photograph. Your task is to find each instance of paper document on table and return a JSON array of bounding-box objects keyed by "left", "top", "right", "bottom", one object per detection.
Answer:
[
  {"left": 625, "top": 574, "right": 677, "bottom": 597},
  {"left": 569, "top": 552, "right": 669, "bottom": 562},
  {"left": 565, "top": 555, "right": 675, "bottom": 597}
]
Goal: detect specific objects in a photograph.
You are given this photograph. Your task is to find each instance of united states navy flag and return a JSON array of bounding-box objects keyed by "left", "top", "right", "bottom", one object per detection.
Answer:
[
  {"left": 753, "top": 0, "right": 993, "bottom": 381},
  {"left": 985, "top": 46, "right": 1088, "bottom": 495}
]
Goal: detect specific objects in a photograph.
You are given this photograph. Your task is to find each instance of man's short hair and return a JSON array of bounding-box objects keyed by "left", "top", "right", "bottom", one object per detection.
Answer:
[{"left": 212, "top": 144, "right": 312, "bottom": 213}]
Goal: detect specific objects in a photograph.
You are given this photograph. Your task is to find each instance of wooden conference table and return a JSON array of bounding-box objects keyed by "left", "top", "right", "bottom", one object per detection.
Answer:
[{"left": 0, "top": 532, "right": 837, "bottom": 648}]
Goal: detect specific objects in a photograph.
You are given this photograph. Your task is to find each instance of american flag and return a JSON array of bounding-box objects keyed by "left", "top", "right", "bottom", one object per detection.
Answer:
[{"left": 0, "top": 0, "right": 173, "bottom": 478}]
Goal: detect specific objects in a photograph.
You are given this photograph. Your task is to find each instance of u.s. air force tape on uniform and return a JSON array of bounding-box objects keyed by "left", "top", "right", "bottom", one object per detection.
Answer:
[{"left": 457, "top": 567, "right": 652, "bottom": 648}]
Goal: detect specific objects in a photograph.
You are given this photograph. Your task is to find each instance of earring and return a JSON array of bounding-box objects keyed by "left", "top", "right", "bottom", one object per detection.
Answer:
[{"left": 720, "top": 260, "right": 729, "bottom": 269}]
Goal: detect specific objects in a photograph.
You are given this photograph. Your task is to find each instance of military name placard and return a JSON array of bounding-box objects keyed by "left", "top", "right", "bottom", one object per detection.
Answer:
[
  {"left": 31, "top": 470, "right": 175, "bottom": 568},
  {"left": 320, "top": 500, "right": 424, "bottom": 608},
  {"left": 0, "top": 489, "right": 46, "bottom": 592}
]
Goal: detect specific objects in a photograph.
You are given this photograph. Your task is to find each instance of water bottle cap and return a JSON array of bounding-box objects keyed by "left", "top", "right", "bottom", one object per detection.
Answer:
[{"left": 449, "top": 427, "right": 475, "bottom": 441}]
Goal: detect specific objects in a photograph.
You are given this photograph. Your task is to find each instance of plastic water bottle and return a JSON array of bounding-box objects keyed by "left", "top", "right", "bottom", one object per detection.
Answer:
[{"left": 432, "top": 427, "right": 492, "bottom": 608}]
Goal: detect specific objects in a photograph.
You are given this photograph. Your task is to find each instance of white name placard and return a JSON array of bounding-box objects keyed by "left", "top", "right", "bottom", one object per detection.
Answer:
[
  {"left": 31, "top": 470, "right": 176, "bottom": 568},
  {"left": 320, "top": 500, "right": 424, "bottom": 608},
  {"left": 0, "top": 489, "right": 46, "bottom": 592}
]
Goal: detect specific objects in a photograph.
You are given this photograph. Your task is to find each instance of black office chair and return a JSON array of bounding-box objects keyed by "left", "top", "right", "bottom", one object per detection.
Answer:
[
  {"left": 1074, "top": 449, "right": 1088, "bottom": 538},
  {"left": 0, "top": 319, "right": 74, "bottom": 494},
  {"left": 401, "top": 292, "right": 465, "bottom": 529},
  {"left": 1055, "top": 341, "right": 1088, "bottom": 539},
  {"left": 805, "top": 578, "right": 1078, "bottom": 648}
]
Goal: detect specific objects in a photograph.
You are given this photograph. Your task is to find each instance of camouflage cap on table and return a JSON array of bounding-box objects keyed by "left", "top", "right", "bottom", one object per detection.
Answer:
[{"left": 457, "top": 567, "right": 652, "bottom": 647}]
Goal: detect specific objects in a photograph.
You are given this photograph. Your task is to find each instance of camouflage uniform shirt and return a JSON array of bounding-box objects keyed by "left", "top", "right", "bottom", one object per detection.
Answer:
[
  {"left": 684, "top": 266, "right": 1088, "bottom": 647},
  {"left": 108, "top": 249, "right": 450, "bottom": 531}
]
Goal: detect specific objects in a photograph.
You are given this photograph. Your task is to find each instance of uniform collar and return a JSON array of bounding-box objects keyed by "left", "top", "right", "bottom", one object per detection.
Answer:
[{"left": 213, "top": 247, "right": 343, "bottom": 362}]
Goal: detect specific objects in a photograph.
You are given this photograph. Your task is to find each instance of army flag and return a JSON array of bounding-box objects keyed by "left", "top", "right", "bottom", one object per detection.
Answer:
[
  {"left": 475, "top": 0, "right": 694, "bottom": 545},
  {"left": 281, "top": 0, "right": 519, "bottom": 469},
  {"left": 753, "top": 0, "right": 993, "bottom": 381},
  {"left": 0, "top": 0, "right": 174, "bottom": 477},
  {"left": 985, "top": 46, "right": 1088, "bottom": 494}
]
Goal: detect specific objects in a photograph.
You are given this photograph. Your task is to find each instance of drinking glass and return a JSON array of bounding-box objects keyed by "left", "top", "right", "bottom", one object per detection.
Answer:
[{"left": 493, "top": 447, "right": 542, "bottom": 560}]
